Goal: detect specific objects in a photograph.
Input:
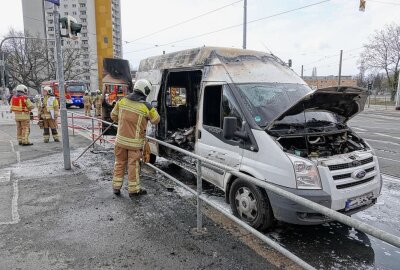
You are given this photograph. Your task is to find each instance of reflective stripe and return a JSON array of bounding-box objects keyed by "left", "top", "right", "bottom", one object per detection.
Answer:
[{"left": 135, "top": 115, "right": 143, "bottom": 139}]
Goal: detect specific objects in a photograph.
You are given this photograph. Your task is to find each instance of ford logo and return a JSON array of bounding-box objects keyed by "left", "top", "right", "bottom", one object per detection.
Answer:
[{"left": 353, "top": 170, "right": 367, "bottom": 179}]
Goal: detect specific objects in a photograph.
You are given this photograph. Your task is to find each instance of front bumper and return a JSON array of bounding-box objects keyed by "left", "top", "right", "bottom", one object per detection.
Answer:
[{"left": 266, "top": 188, "right": 333, "bottom": 225}]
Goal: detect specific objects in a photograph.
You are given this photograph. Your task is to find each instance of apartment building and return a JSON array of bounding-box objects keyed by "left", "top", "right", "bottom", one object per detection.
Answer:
[{"left": 22, "top": 0, "right": 122, "bottom": 91}]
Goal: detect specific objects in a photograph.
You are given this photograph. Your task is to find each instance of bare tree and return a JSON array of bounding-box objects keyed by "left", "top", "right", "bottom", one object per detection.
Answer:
[
  {"left": 3, "top": 28, "right": 96, "bottom": 91},
  {"left": 360, "top": 23, "right": 400, "bottom": 100}
]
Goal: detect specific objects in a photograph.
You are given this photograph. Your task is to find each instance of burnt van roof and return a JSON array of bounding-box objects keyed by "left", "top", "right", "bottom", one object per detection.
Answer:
[{"left": 138, "top": 46, "right": 284, "bottom": 71}]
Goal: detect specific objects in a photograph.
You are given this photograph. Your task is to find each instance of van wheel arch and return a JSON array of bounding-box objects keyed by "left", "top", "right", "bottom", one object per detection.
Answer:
[{"left": 227, "top": 174, "right": 275, "bottom": 231}]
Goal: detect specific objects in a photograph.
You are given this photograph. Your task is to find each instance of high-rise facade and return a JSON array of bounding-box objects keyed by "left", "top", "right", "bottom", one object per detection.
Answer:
[{"left": 21, "top": 0, "right": 122, "bottom": 91}]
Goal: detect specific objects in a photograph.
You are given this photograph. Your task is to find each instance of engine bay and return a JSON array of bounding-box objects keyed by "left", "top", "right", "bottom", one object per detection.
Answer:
[{"left": 274, "top": 130, "right": 369, "bottom": 158}]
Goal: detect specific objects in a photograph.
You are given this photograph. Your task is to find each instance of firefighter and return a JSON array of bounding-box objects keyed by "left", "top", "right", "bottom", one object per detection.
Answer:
[
  {"left": 111, "top": 79, "right": 160, "bottom": 198},
  {"left": 10, "top": 84, "right": 34, "bottom": 146},
  {"left": 93, "top": 89, "right": 102, "bottom": 117},
  {"left": 39, "top": 86, "right": 60, "bottom": 143},
  {"left": 83, "top": 90, "right": 92, "bottom": 116}
]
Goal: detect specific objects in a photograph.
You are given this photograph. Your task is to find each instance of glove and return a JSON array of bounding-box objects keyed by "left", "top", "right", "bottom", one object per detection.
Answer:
[{"left": 143, "top": 141, "right": 151, "bottom": 163}]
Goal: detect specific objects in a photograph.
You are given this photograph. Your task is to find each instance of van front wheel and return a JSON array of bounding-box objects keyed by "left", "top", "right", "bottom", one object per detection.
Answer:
[{"left": 229, "top": 179, "right": 274, "bottom": 231}]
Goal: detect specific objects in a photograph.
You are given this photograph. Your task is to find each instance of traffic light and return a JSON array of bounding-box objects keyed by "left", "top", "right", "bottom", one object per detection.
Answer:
[
  {"left": 60, "top": 16, "right": 82, "bottom": 40},
  {"left": 359, "top": 0, "right": 366, "bottom": 12}
]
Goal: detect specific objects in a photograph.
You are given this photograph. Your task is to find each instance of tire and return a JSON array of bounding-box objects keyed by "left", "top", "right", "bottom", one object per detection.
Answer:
[
  {"left": 229, "top": 178, "right": 274, "bottom": 231},
  {"left": 79, "top": 104, "right": 84, "bottom": 108},
  {"left": 66, "top": 104, "right": 71, "bottom": 108},
  {"left": 149, "top": 153, "right": 157, "bottom": 165}
]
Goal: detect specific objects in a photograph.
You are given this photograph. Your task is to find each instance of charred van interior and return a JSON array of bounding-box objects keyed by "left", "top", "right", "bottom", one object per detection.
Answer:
[{"left": 157, "top": 70, "right": 202, "bottom": 157}]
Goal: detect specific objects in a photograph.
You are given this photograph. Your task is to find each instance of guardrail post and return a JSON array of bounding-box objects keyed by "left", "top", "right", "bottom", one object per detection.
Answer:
[
  {"left": 71, "top": 113, "right": 75, "bottom": 136},
  {"left": 196, "top": 159, "right": 203, "bottom": 230},
  {"left": 91, "top": 117, "right": 95, "bottom": 149}
]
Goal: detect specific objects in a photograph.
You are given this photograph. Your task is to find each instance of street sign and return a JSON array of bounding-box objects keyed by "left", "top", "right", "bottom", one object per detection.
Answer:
[{"left": 45, "top": 0, "right": 60, "bottom": 6}]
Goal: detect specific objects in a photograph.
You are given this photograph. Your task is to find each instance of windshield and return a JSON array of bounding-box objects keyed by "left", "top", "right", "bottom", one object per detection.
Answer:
[
  {"left": 66, "top": 85, "right": 86, "bottom": 93},
  {"left": 235, "top": 83, "right": 311, "bottom": 127}
]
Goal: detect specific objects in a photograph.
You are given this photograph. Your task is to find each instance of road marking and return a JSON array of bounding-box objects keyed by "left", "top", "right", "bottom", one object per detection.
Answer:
[
  {"left": 9, "top": 140, "right": 20, "bottom": 163},
  {"left": 352, "top": 127, "right": 367, "bottom": 132},
  {"left": 374, "top": 133, "right": 400, "bottom": 141},
  {"left": 0, "top": 171, "right": 19, "bottom": 225},
  {"left": 378, "top": 156, "right": 400, "bottom": 163},
  {"left": 382, "top": 174, "right": 400, "bottom": 184},
  {"left": 366, "top": 139, "right": 400, "bottom": 147}
]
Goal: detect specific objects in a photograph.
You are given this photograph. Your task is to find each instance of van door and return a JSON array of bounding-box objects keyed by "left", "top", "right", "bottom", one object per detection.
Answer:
[{"left": 196, "top": 84, "right": 244, "bottom": 188}]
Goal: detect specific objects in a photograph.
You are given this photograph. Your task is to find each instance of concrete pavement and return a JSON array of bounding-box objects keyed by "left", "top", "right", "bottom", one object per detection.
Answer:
[{"left": 0, "top": 122, "right": 283, "bottom": 269}]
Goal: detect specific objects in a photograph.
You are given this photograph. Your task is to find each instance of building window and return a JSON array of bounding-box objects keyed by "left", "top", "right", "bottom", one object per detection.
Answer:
[
  {"left": 72, "top": 4, "right": 76, "bottom": 8},
  {"left": 64, "top": 12, "right": 68, "bottom": 16},
  {"left": 47, "top": 12, "right": 53, "bottom": 17},
  {"left": 75, "top": 41, "right": 79, "bottom": 45},
  {"left": 104, "top": 37, "right": 109, "bottom": 44},
  {"left": 82, "top": 40, "right": 88, "bottom": 45},
  {"left": 80, "top": 11, "right": 86, "bottom": 15},
  {"left": 80, "top": 3, "right": 86, "bottom": 7},
  {"left": 64, "top": 4, "right": 68, "bottom": 8},
  {"left": 48, "top": 20, "right": 53, "bottom": 24},
  {"left": 48, "top": 27, "right": 54, "bottom": 31},
  {"left": 73, "top": 11, "right": 77, "bottom": 15},
  {"left": 82, "top": 18, "right": 86, "bottom": 23}
]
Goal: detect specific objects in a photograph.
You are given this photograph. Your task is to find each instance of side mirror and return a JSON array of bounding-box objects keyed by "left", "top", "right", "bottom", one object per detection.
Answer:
[
  {"left": 223, "top": 117, "right": 237, "bottom": 140},
  {"left": 151, "top": 100, "right": 158, "bottom": 109},
  {"left": 223, "top": 117, "right": 249, "bottom": 141}
]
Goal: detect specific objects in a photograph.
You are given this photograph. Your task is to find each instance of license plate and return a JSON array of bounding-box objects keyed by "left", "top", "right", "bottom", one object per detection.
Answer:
[{"left": 345, "top": 192, "right": 374, "bottom": 211}]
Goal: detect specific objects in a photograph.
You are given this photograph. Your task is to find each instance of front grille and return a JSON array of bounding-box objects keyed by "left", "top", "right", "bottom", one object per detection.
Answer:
[
  {"left": 336, "top": 176, "right": 375, "bottom": 189},
  {"left": 328, "top": 157, "right": 374, "bottom": 171},
  {"left": 333, "top": 173, "right": 351, "bottom": 180},
  {"left": 365, "top": 167, "right": 375, "bottom": 173},
  {"left": 333, "top": 166, "right": 375, "bottom": 181}
]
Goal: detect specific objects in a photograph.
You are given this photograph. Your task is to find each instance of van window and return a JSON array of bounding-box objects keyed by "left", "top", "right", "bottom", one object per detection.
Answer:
[
  {"left": 203, "top": 85, "right": 222, "bottom": 127},
  {"left": 203, "top": 85, "right": 243, "bottom": 133},
  {"left": 166, "top": 87, "right": 187, "bottom": 107}
]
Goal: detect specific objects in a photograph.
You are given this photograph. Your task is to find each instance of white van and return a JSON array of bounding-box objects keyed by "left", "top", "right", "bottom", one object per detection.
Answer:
[{"left": 137, "top": 47, "right": 382, "bottom": 230}]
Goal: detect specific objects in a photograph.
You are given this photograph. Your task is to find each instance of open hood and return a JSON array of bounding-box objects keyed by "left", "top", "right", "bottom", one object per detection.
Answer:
[{"left": 266, "top": 86, "right": 368, "bottom": 130}]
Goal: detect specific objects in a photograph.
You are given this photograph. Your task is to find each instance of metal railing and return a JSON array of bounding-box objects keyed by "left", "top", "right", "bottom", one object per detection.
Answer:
[{"left": 66, "top": 112, "right": 400, "bottom": 270}]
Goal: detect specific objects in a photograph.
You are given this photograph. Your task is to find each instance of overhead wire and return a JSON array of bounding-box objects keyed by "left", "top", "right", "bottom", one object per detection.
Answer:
[
  {"left": 124, "top": 0, "right": 331, "bottom": 55},
  {"left": 123, "top": 0, "right": 244, "bottom": 45}
]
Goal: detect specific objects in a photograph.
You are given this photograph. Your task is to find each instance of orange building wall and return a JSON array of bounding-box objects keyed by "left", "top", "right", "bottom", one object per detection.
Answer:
[{"left": 95, "top": 0, "right": 113, "bottom": 88}]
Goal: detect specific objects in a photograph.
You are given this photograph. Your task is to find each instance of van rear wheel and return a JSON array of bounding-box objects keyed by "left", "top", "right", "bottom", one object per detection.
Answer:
[{"left": 229, "top": 179, "right": 274, "bottom": 231}]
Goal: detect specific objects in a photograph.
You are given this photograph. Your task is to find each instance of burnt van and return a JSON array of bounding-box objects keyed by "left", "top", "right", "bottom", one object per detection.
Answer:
[{"left": 136, "top": 47, "right": 382, "bottom": 230}]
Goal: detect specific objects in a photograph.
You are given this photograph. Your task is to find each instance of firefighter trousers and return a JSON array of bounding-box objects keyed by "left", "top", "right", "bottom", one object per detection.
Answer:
[
  {"left": 95, "top": 105, "right": 101, "bottom": 116},
  {"left": 15, "top": 120, "right": 30, "bottom": 144},
  {"left": 112, "top": 145, "right": 142, "bottom": 194},
  {"left": 84, "top": 105, "right": 91, "bottom": 116},
  {"left": 43, "top": 119, "right": 59, "bottom": 142}
]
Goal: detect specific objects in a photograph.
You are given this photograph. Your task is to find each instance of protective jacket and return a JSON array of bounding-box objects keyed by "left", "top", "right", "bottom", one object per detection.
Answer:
[
  {"left": 94, "top": 94, "right": 103, "bottom": 106},
  {"left": 111, "top": 91, "right": 160, "bottom": 150},
  {"left": 84, "top": 95, "right": 92, "bottom": 106},
  {"left": 39, "top": 95, "right": 59, "bottom": 120},
  {"left": 10, "top": 93, "right": 34, "bottom": 120}
]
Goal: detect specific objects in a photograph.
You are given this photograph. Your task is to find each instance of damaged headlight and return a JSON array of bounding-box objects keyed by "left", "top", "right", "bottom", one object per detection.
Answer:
[{"left": 288, "top": 154, "right": 322, "bottom": 190}]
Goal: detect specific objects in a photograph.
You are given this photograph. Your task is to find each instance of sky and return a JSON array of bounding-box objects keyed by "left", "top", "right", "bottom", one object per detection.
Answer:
[{"left": 1, "top": 0, "right": 400, "bottom": 77}]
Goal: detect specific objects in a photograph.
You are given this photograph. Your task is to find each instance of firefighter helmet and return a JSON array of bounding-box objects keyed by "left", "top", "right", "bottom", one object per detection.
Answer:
[
  {"left": 134, "top": 79, "right": 152, "bottom": 96},
  {"left": 43, "top": 86, "right": 53, "bottom": 95},
  {"left": 16, "top": 84, "right": 28, "bottom": 94}
]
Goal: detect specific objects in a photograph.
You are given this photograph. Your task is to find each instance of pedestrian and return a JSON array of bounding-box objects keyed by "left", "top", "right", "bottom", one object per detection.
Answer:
[
  {"left": 94, "top": 89, "right": 102, "bottom": 117},
  {"left": 111, "top": 79, "right": 160, "bottom": 198},
  {"left": 10, "top": 84, "right": 34, "bottom": 146},
  {"left": 38, "top": 86, "right": 60, "bottom": 143},
  {"left": 83, "top": 90, "right": 92, "bottom": 117}
]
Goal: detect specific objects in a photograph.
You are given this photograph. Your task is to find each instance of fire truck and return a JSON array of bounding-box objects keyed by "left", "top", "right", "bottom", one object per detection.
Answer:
[
  {"left": 40, "top": 80, "right": 88, "bottom": 108},
  {"left": 101, "top": 58, "right": 133, "bottom": 134}
]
